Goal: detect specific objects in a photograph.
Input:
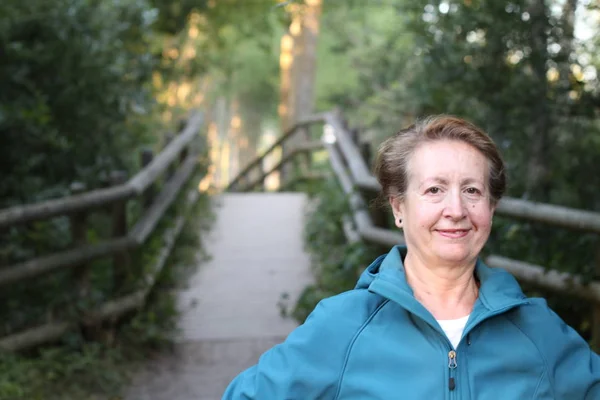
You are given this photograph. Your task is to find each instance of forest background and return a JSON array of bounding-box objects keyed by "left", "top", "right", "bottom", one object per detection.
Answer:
[{"left": 1, "top": 0, "right": 599, "bottom": 398}]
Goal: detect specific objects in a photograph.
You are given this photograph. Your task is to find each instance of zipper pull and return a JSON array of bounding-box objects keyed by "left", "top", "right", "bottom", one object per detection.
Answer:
[
  {"left": 448, "top": 350, "right": 457, "bottom": 369},
  {"left": 448, "top": 350, "right": 457, "bottom": 391}
]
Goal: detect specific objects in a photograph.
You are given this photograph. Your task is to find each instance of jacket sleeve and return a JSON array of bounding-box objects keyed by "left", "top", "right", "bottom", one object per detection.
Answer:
[
  {"left": 538, "top": 303, "right": 600, "bottom": 399},
  {"left": 221, "top": 295, "right": 357, "bottom": 400}
]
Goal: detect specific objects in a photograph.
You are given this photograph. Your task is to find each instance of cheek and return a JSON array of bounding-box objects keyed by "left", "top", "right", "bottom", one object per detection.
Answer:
[
  {"left": 470, "top": 206, "right": 493, "bottom": 230},
  {"left": 410, "top": 203, "right": 442, "bottom": 228}
]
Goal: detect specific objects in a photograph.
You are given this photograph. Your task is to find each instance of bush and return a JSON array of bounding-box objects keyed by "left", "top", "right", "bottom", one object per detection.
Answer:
[
  {"left": 293, "top": 177, "right": 382, "bottom": 323},
  {"left": 0, "top": 168, "right": 214, "bottom": 400},
  {"left": 0, "top": 0, "right": 158, "bottom": 209}
]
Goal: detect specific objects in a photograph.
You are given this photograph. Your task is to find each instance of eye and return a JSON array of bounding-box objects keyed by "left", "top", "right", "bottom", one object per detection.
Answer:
[
  {"left": 426, "top": 187, "right": 441, "bottom": 194},
  {"left": 465, "top": 187, "right": 481, "bottom": 195}
]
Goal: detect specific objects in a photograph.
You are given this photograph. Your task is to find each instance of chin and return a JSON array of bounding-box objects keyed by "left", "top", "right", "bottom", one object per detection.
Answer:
[{"left": 435, "top": 246, "right": 473, "bottom": 264}]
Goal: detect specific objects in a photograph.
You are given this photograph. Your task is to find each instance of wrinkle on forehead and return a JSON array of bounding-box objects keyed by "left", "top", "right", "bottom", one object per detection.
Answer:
[{"left": 406, "top": 140, "right": 489, "bottom": 189}]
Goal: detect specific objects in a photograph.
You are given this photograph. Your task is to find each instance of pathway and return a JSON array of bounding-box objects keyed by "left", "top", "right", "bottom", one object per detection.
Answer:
[{"left": 125, "top": 192, "right": 314, "bottom": 400}]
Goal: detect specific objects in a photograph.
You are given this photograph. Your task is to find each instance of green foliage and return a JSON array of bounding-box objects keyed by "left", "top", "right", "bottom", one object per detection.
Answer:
[
  {"left": 0, "top": 0, "right": 159, "bottom": 209},
  {"left": 150, "top": 0, "right": 208, "bottom": 35},
  {"left": 0, "top": 0, "right": 197, "bottom": 341},
  {"left": 314, "top": 0, "right": 600, "bottom": 339},
  {"left": 201, "top": 0, "right": 285, "bottom": 116},
  {"left": 0, "top": 0, "right": 221, "bottom": 397},
  {"left": 0, "top": 343, "right": 125, "bottom": 400},
  {"left": 318, "top": 0, "right": 600, "bottom": 200},
  {"left": 150, "top": 0, "right": 285, "bottom": 167},
  {"left": 316, "top": 0, "right": 417, "bottom": 124},
  {"left": 0, "top": 160, "right": 211, "bottom": 339},
  {"left": 293, "top": 177, "right": 382, "bottom": 322},
  {"left": 0, "top": 168, "right": 214, "bottom": 400}
]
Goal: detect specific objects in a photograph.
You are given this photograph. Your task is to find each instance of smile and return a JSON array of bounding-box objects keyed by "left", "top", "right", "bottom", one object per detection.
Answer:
[{"left": 436, "top": 229, "right": 470, "bottom": 238}]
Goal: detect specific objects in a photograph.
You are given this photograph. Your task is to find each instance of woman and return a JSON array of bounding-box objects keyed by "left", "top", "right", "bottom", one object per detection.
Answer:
[{"left": 223, "top": 116, "right": 600, "bottom": 399}]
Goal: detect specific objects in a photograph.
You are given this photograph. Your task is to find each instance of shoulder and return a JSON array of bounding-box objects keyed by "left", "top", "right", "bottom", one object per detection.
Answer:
[
  {"left": 298, "top": 288, "right": 388, "bottom": 343},
  {"left": 506, "top": 298, "right": 600, "bottom": 398},
  {"left": 274, "top": 289, "right": 388, "bottom": 386},
  {"left": 506, "top": 298, "right": 575, "bottom": 348},
  {"left": 274, "top": 288, "right": 389, "bottom": 369},
  {"left": 508, "top": 298, "right": 572, "bottom": 335},
  {"left": 224, "top": 289, "right": 388, "bottom": 398},
  {"left": 505, "top": 297, "right": 592, "bottom": 369}
]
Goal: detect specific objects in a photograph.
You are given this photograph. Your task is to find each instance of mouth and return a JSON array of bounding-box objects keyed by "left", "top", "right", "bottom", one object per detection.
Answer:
[{"left": 436, "top": 229, "right": 471, "bottom": 239}]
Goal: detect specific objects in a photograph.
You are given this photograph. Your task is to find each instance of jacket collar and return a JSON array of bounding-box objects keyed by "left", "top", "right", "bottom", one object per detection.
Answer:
[{"left": 357, "top": 246, "right": 527, "bottom": 326}]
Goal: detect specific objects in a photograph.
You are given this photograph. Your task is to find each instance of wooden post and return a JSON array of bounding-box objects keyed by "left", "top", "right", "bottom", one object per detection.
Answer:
[
  {"left": 359, "top": 140, "right": 387, "bottom": 230},
  {"left": 298, "top": 126, "right": 311, "bottom": 176},
  {"left": 260, "top": 157, "right": 267, "bottom": 191},
  {"left": 140, "top": 148, "right": 155, "bottom": 210},
  {"left": 361, "top": 142, "right": 372, "bottom": 166},
  {"left": 247, "top": 166, "right": 258, "bottom": 192},
  {"left": 110, "top": 170, "right": 129, "bottom": 292},
  {"left": 349, "top": 127, "right": 359, "bottom": 146},
  {"left": 280, "top": 140, "right": 289, "bottom": 187},
  {"left": 69, "top": 182, "right": 89, "bottom": 300},
  {"left": 236, "top": 176, "right": 246, "bottom": 192}
]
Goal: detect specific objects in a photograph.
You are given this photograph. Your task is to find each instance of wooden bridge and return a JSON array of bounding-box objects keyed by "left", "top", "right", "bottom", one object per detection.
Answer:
[
  {"left": 125, "top": 192, "right": 313, "bottom": 399},
  {"left": 1, "top": 110, "right": 600, "bottom": 399}
]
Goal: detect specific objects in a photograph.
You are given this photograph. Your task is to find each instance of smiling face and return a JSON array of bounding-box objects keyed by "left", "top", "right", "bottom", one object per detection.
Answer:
[{"left": 390, "top": 140, "right": 495, "bottom": 268}]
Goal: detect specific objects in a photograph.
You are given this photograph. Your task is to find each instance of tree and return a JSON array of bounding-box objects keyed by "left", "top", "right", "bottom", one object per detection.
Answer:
[
  {"left": 0, "top": 0, "right": 158, "bottom": 210},
  {"left": 314, "top": 0, "right": 600, "bottom": 339}
]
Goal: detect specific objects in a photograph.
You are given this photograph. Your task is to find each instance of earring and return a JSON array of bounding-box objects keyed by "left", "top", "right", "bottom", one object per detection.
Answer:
[{"left": 398, "top": 218, "right": 402, "bottom": 224}]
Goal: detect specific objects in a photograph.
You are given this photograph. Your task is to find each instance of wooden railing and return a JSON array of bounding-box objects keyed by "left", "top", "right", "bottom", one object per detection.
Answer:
[
  {"left": 228, "top": 110, "right": 600, "bottom": 348},
  {"left": 227, "top": 113, "right": 327, "bottom": 192},
  {"left": 0, "top": 112, "right": 206, "bottom": 352}
]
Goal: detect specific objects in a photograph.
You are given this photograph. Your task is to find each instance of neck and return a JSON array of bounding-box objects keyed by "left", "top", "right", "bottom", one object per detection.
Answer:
[{"left": 403, "top": 251, "right": 479, "bottom": 320}]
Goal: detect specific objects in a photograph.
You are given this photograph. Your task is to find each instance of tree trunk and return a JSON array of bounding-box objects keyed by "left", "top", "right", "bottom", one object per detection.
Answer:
[
  {"left": 292, "top": 0, "right": 322, "bottom": 123},
  {"left": 280, "top": 0, "right": 322, "bottom": 185},
  {"left": 525, "top": 0, "right": 552, "bottom": 201},
  {"left": 239, "top": 108, "right": 262, "bottom": 182},
  {"left": 214, "top": 96, "right": 231, "bottom": 188},
  {"left": 557, "top": 0, "right": 578, "bottom": 105}
]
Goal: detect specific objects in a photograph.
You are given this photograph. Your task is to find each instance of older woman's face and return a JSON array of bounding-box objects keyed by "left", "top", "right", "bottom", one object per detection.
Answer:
[{"left": 390, "top": 140, "right": 494, "bottom": 267}]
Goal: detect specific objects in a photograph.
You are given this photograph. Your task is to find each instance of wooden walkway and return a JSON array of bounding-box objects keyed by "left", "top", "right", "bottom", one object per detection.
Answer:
[{"left": 125, "top": 192, "right": 314, "bottom": 400}]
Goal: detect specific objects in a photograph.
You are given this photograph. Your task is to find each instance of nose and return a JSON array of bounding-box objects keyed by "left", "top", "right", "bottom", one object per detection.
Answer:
[{"left": 443, "top": 190, "right": 467, "bottom": 220}]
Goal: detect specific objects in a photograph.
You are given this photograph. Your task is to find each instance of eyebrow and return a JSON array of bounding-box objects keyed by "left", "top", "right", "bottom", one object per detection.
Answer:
[{"left": 420, "top": 177, "right": 484, "bottom": 187}]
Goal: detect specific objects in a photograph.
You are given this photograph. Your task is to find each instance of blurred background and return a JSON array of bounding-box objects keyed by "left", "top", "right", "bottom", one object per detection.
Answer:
[{"left": 1, "top": 0, "right": 599, "bottom": 398}]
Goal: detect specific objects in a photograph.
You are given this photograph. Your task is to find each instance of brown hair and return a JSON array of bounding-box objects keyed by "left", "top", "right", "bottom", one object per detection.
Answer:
[{"left": 374, "top": 115, "right": 506, "bottom": 206}]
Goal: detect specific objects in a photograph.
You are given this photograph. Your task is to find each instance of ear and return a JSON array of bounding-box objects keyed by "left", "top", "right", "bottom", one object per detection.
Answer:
[{"left": 389, "top": 196, "right": 404, "bottom": 229}]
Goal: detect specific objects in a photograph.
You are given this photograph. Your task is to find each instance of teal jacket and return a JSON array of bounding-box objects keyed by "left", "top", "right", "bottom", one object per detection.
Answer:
[{"left": 223, "top": 246, "right": 600, "bottom": 399}]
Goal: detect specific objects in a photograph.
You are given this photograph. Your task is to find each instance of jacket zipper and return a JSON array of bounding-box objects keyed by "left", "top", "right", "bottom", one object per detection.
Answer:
[
  {"left": 448, "top": 349, "right": 457, "bottom": 397},
  {"left": 370, "top": 280, "right": 529, "bottom": 398},
  {"left": 441, "top": 301, "right": 527, "bottom": 398}
]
